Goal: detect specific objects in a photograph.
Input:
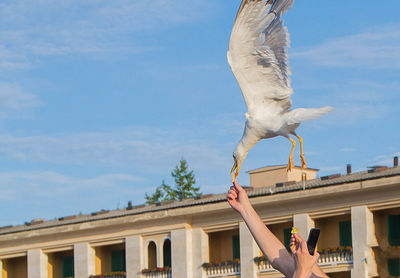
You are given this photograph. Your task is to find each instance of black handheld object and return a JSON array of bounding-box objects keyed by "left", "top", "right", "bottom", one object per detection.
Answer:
[{"left": 306, "top": 228, "right": 320, "bottom": 256}]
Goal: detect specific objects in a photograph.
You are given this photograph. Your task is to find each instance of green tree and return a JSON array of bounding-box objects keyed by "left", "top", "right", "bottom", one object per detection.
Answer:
[
  {"left": 171, "top": 158, "right": 201, "bottom": 201},
  {"left": 144, "top": 182, "right": 165, "bottom": 205},
  {"left": 144, "top": 159, "right": 201, "bottom": 204}
]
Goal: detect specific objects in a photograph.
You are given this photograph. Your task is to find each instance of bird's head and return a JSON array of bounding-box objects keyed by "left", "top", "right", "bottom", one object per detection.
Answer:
[{"left": 231, "top": 145, "right": 247, "bottom": 182}]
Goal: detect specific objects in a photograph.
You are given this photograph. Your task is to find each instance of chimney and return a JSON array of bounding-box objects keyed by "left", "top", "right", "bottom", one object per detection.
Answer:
[
  {"left": 394, "top": 156, "right": 399, "bottom": 167},
  {"left": 346, "top": 164, "right": 352, "bottom": 175},
  {"left": 127, "top": 201, "right": 133, "bottom": 210}
]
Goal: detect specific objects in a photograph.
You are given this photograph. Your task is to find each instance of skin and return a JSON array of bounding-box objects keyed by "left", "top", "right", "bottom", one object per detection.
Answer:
[
  {"left": 227, "top": 181, "right": 328, "bottom": 278},
  {"left": 290, "top": 233, "right": 320, "bottom": 278}
]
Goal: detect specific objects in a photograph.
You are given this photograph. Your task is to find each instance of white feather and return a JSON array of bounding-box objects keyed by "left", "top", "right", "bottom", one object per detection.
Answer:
[{"left": 229, "top": 0, "right": 333, "bottom": 168}]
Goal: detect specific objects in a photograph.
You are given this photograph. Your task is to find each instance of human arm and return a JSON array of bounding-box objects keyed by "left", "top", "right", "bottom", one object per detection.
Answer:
[
  {"left": 227, "top": 181, "right": 294, "bottom": 277},
  {"left": 227, "top": 181, "right": 329, "bottom": 278}
]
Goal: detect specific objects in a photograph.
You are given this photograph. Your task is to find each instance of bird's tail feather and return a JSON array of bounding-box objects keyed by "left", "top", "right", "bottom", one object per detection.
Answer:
[{"left": 285, "top": 106, "right": 334, "bottom": 125}]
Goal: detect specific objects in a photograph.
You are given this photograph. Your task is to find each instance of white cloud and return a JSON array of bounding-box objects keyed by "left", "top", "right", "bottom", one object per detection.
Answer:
[
  {"left": 368, "top": 152, "right": 400, "bottom": 166},
  {"left": 0, "top": 170, "right": 149, "bottom": 225},
  {"left": 292, "top": 24, "right": 400, "bottom": 69},
  {"left": 0, "top": 0, "right": 217, "bottom": 68},
  {"left": 340, "top": 148, "right": 356, "bottom": 153},
  {"left": 0, "top": 171, "right": 145, "bottom": 200},
  {"left": 0, "top": 126, "right": 230, "bottom": 173},
  {"left": 0, "top": 83, "right": 41, "bottom": 118}
]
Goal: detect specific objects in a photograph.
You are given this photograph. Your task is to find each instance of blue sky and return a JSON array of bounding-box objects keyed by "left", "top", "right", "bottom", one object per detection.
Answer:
[{"left": 0, "top": 0, "right": 399, "bottom": 226}]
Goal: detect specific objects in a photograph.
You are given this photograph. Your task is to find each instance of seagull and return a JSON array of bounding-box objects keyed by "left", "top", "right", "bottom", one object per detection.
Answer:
[{"left": 229, "top": 0, "right": 333, "bottom": 182}]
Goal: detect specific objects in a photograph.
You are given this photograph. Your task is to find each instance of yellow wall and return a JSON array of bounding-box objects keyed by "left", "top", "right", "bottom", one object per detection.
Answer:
[
  {"left": 315, "top": 214, "right": 351, "bottom": 251},
  {"left": 95, "top": 243, "right": 125, "bottom": 274},
  {"left": 209, "top": 229, "right": 239, "bottom": 263},
  {"left": 95, "top": 246, "right": 110, "bottom": 274},
  {"left": 268, "top": 222, "right": 293, "bottom": 244},
  {"left": 2, "top": 256, "right": 27, "bottom": 278},
  {"left": 249, "top": 167, "right": 317, "bottom": 188},
  {"left": 2, "top": 259, "right": 8, "bottom": 278},
  {"left": 47, "top": 250, "right": 73, "bottom": 278}
]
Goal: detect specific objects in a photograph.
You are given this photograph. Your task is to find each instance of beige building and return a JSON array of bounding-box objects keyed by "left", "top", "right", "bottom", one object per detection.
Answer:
[{"left": 1, "top": 159, "right": 400, "bottom": 278}]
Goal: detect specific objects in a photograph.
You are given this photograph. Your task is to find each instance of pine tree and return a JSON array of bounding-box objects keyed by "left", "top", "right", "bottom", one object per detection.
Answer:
[
  {"left": 144, "top": 183, "right": 165, "bottom": 205},
  {"left": 171, "top": 159, "right": 201, "bottom": 201},
  {"left": 144, "top": 159, "right": 201, "bottom": 204}
]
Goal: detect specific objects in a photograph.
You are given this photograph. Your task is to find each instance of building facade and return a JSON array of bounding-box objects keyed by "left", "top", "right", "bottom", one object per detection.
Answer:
[{"left": 1, "top": 161, "right": 400, "bottom": 278}]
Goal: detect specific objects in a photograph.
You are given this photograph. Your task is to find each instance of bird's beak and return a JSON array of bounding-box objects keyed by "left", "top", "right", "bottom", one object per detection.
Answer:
[{"left": 230, "top": 158, "right": 240, "bottom": 182}]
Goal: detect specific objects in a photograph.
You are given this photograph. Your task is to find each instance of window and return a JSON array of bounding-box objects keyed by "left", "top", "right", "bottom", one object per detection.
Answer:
[
  {"left": 339, "top": 221, "right": 352, "bottom": 247},
  {"left": 232, "top": 235, "right": 240, "bottom": 260},
  {"left": 388, "top": 258, "right": 400, "bottom": 276},
  {"left": 148, "top": 241, "right": 157, "bottom": 269},
  {"left": 163, "top": 239, "right": 171, "bottom": 267},
  {"left": 388, "top": 215, "right": 400, "bottom": 246},
  {"left": 62, "top": 256, "right": 74, "bottom": 278},
  {"left": 284, "top": 228, "right": 292, "bottom": 252},
  {"left": 111, "top": 250, "right": 126, "bottom": 272}
]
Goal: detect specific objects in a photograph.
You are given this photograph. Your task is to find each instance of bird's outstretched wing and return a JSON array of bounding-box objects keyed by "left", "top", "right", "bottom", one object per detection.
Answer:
[{"left": 228, "top": 0, "right": 294, "bottom": 113}]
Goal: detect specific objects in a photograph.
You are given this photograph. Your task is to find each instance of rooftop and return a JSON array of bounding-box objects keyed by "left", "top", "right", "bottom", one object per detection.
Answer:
[{"left": 1, "top": 164, "right": 399, "bottom": 236}]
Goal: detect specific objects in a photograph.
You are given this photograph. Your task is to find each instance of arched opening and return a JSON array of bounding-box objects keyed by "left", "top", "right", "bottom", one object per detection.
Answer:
[
  {"left": 163, "top": 239, "right": 171, "bottom": 267},
  {"left": 147, "top": 241, "right": 157, "bottom": 269}
]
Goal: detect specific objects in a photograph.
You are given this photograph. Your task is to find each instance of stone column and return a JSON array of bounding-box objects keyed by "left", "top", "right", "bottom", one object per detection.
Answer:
[
  {"left": 126, "top": 236, "right": 144, "bottom": 278},
  {"left": 157, "top": 238, "right": 163, "bottom": 268},
  {"left": 351, "top": 206, "right": 378, "bottom": 278},
  {"left": 293, "top": 213, "right": 315, "bottom": 240},
  {"left": 192, "top": 228, "right": 209, "bottom": 278},
  {"left": 27, "top": 249, "right": 48, "bottom": 278},
  {"left": 171, "top": 228, "right": 192, "bottom": 278},
  {"left": 74, "top": 243, "right": 95, "bottom": 278},
  {"left": 239, "top": 222, "right": 258, "bottom": 278}
]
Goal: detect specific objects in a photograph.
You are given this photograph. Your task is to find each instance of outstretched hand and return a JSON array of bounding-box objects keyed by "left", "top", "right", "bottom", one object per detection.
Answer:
[
  {"left": 227, "top": 180, "right": 251, "bottom": 214},
  {"left": 290, "top": 233, "right": 319, "bottom": 278}
]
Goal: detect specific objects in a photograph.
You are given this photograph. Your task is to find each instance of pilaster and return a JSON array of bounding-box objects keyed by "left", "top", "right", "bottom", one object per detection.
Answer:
[
  {"left": 192, "top": 228, "right": 209, "bottom": 278},
  {"left": 74, "top": 243, "right": 95, "bottom": 278},
  {"left": 27, "top": 249, "right": 48, "bottom": 278},
  {"left": 126, "top": 236, "right": 144, "bottom": 278},
  {"left": 351, "top": 206, "right": 378, "bottom": 278},
  {"left": 239, "top": 222, "right": 258, "bottom": 278},
  {"left": 171, "top": 228, "right": 192, "bottom": 278},
  {"left": 293, "top": 213, "right": 315, "bottom": 240}
]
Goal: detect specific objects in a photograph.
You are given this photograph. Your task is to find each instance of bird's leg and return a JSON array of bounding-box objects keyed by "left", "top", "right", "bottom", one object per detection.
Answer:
[
  {"left": 231, "top": 159, "right": 240, "bottom": 182},
  {"left": 287, "top": 137, "right": 296, "bottom": 171},
  {"left": 234, "top": 165, "right": 241, "bottom": 183},
  {"left": 294, "top": 134, "right": 307, "bottom": 169}
]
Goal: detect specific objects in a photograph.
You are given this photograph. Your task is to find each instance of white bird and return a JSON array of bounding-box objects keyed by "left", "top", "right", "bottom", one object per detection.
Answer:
[{"left": 229, "top": 0, "right": 333, "bottom": 181}]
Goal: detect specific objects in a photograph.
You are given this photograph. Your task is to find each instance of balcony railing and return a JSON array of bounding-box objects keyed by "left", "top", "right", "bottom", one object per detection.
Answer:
[
  {"left": 90, "top": 272, "right": 126, "bottom": 278},
  {"left": 255, "top": 248, "right": 353, "bottom": 272},
  {"left": 318, "top": 248, "right": 353, "bottom": 265},
  {"left": 202, "top": 261, "right": 240, "bottom": 277},
  {"left": 141, "top": 268, "right": 172, "bottom": 278}
]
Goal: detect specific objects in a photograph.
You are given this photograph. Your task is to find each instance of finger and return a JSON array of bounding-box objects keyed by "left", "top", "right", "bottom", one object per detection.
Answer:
[
  {"left": 229, "top": 185, "right": 239, "bottom": 195},
  {"left": 228, "top": 189, "right": 237, "bottom": 198},
  {"left": 233, "top": 180, "right": 243, "bottom": 192},
  {"left": 227, "top": 193, "right": 235, "bottom": 200},
  {"left": 300, "top": 239, "right": 309, "bottom": 253},
  {"left": 293, "top": 233, "right": 304, "bottom": 242},
  {"left": 290, "top": 240, "right": 296, "bottom": 253}
]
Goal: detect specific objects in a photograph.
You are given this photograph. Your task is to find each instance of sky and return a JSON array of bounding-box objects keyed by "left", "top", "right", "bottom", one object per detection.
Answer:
[{"left": 0, "top": 0, "right": 399, "bottom": 227}]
